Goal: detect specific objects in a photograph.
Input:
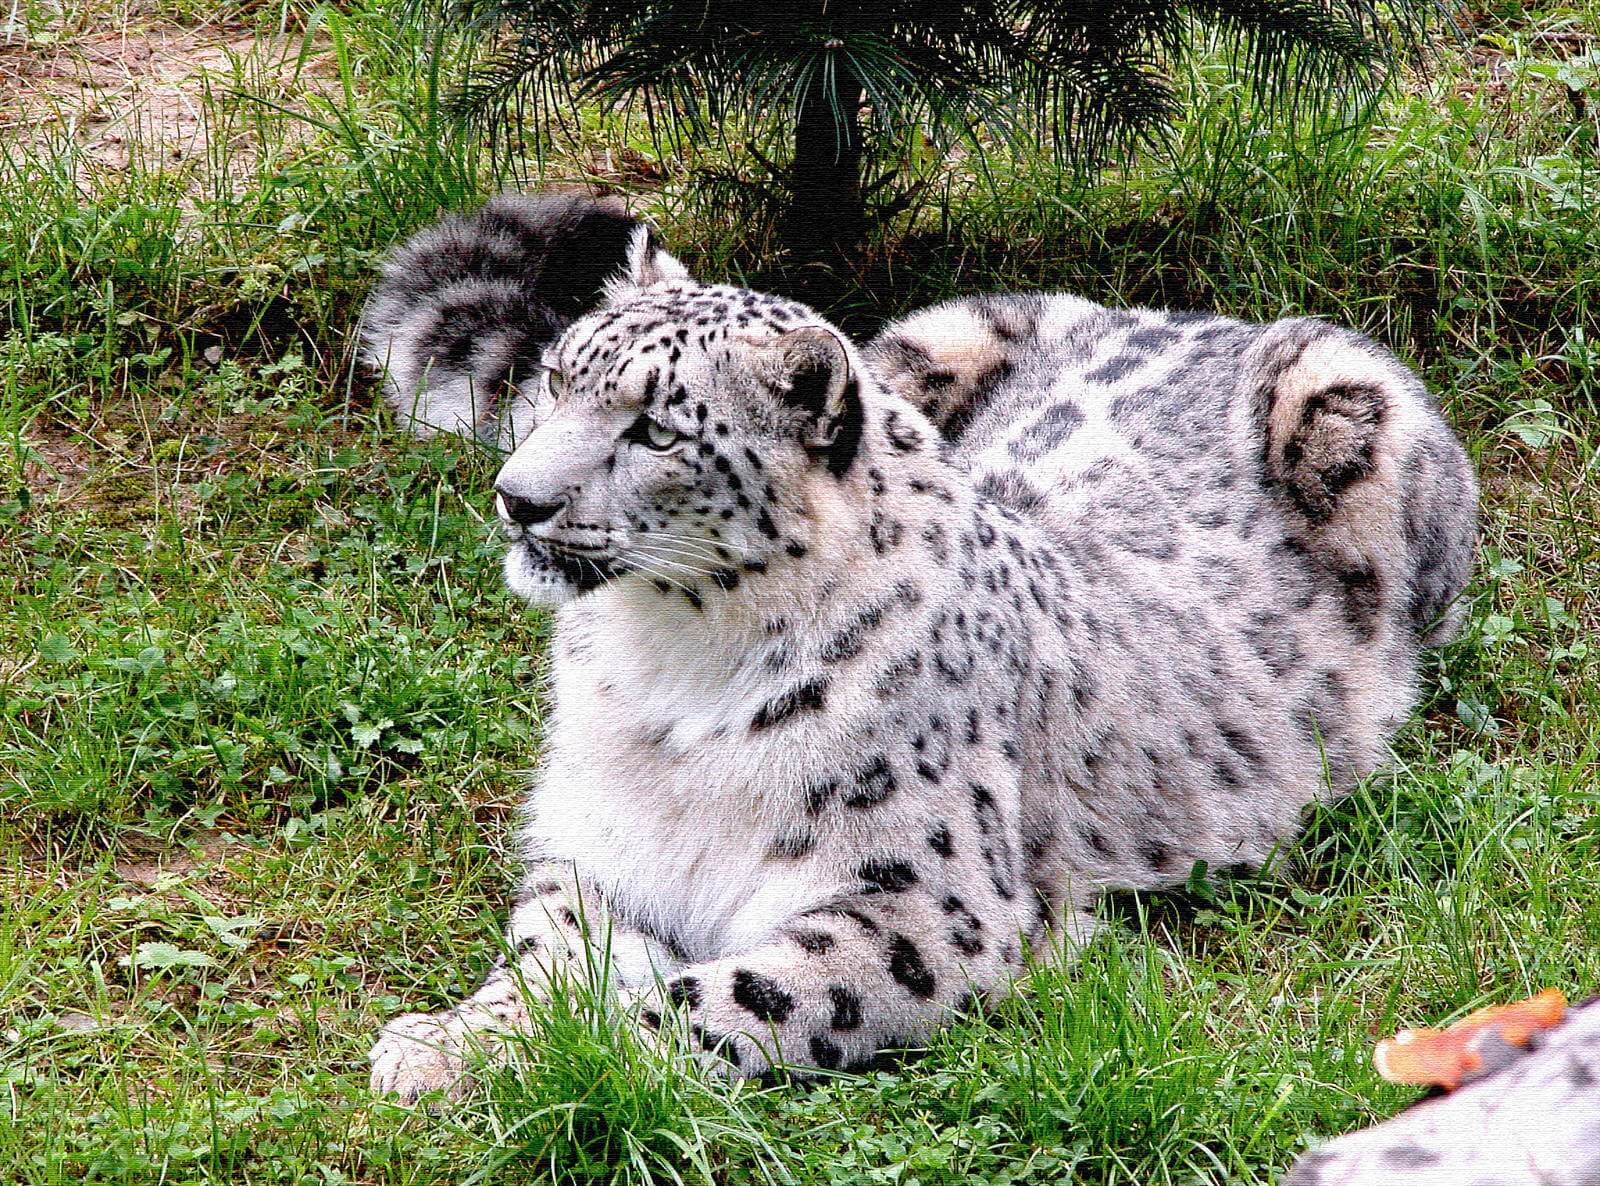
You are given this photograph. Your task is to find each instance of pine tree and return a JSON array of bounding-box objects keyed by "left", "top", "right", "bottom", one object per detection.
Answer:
[{"left": 430, "top": 1, "right": 1436, "bottom": 252}]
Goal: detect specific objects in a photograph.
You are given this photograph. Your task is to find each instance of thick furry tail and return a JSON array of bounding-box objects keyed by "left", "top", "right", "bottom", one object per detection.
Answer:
[
  {"left": 1248, "top": 319, "right": 1478, "bottom": 646},
  {"left": 360, "top": 193, "right": 685, "bottom": 452}
]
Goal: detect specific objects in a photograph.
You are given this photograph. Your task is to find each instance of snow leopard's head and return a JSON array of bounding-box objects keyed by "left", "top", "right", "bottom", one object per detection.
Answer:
[{"left": 492, "top": 278, "right": 866, "bottom": 607}]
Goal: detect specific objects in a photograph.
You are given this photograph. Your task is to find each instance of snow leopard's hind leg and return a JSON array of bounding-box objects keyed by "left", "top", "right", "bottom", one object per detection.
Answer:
[{"left": 1247, "top": 318, "right": 1478, "bottom": 648}]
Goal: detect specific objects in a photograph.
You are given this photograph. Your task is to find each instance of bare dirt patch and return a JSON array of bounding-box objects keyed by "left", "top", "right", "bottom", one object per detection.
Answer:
[
  {"left": 1, "top": 9, "right": 334, "bottom": 180},
  {"left": 110, "top": 828, "right": 274, "bottom": 918},
  {"left": 113, "top": 828, "right": 239, "bottom": 888},
  {"left": 18, "top": 427, "right": 98, "bottom": 504}
]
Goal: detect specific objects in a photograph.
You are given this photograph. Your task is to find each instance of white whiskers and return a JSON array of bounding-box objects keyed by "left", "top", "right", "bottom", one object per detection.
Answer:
[
  {"left": 631, "top": 546, "right": 722, "bottom": 576},
  {"left": 622, "top": 551, "right": 704, "bottom": 601},
  {"left": 634, "top": 530, "right": 728, "bottom": 565},
  {"left": 629, "top": 547, "right": 716, "bottom": 580}
]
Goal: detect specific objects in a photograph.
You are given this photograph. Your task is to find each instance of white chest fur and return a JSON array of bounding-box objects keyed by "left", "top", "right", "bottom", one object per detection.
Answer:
[{"left": 523, "top": 590, "right": 845, "bottom": 961}]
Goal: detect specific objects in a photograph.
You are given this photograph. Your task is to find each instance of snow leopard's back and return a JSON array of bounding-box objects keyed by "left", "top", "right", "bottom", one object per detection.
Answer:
[
  {"left": 868, "top": 292, "right": 1476, "bottom": 643},
  {"left": 867, "top": 294, "right": 1477, "bottom": 886}
]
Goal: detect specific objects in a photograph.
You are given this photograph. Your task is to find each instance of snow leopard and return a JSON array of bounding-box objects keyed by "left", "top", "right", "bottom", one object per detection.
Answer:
[
  {"left": 1287, "top": 995, "right": 1600, "bottom": 1185},
  {"left": 367, "top": 221, "right": 1478, "bottom": 1101},
  {"left": 360, "top": 192, "right": 685, "bottom": 451}
]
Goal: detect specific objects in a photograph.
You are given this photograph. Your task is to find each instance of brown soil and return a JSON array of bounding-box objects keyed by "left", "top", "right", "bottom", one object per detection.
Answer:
[
  {"left": 113, "top": 828, "right": 239, "bottom": 888},
  {"left": 1, "top": 7, "right": 333, "bottom": 177}
]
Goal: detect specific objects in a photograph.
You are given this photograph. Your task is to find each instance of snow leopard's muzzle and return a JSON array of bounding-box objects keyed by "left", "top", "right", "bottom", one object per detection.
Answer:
[
  {"left": 495, "top": 490, "right": 620, "bottom": 599},
  {"left": 529, "top": 540, "right": 619, "bottom": 594}
]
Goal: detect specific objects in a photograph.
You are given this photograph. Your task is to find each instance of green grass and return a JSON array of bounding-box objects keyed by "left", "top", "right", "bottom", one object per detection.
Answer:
[{"left": 2, "top": 0, "right": 1597, "bottom": 1182}]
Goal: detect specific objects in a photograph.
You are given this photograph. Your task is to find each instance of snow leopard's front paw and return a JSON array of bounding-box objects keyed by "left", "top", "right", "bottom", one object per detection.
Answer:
[
  {"left": 626, "top": 986, "right": 760, "bottom": 1079},
  {"left": 369, "top": 1012, "right": 469, "bottom": 1103}
]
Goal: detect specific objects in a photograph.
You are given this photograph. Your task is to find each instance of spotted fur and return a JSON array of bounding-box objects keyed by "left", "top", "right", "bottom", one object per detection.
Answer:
[
  {"left": 369, "top": 261, "right": 1477, "bottom": 1100},
  {"left": 359, "top": 193, "right": 686, "bottom": 451}
]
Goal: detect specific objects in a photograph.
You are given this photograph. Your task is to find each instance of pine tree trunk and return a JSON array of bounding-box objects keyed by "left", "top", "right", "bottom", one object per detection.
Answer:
[{"left": 781, "top": 61, "right": 867, "bottom": 256}]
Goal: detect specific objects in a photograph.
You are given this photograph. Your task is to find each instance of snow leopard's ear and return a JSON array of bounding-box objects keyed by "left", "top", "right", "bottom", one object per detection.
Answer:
[
  {"left": 774, "top": 326, "right": 864, "bottom": 479},
  {"left": 618, "top": 224, "right": 689, "bottom": 290}
]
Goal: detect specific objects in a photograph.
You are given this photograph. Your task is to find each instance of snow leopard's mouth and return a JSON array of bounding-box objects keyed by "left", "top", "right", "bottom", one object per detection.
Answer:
[{"left": 520, "top": 538, "right": 619, "bottom": 594}]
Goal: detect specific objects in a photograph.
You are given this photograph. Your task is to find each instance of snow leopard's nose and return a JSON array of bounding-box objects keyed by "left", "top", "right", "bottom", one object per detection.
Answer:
[{"left": 494, "top": 488, "right": 566, "bottom": 527}]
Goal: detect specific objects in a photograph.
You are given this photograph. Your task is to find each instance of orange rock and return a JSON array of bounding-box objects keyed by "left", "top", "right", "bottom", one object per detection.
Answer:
[{"left": 1373, "top": 989, "right": 1567, "bottom": 1090}]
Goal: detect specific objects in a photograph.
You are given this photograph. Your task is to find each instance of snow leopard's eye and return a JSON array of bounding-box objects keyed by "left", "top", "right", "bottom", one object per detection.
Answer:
[
  {"left": 622, "top": 414, "right": 680, "bottom": 453},
  {"left": 546, "top": 369, "right": 567, "bottom": 399}
]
